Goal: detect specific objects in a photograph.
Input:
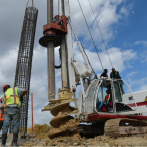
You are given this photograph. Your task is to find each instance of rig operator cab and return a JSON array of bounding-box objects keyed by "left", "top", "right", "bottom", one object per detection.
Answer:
[{"left": 78, "top": 77, "right": 147, "bottom": 121}]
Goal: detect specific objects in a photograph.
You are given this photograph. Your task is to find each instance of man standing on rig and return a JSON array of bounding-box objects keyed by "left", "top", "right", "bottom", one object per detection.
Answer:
[
  {"left": 110, "top": 68, "right": 121, "bottom": 80},
  {"left": 110, "top": 68, "right": 124, "bottom": 94},
  {"left": 1, "top": 84, "right": 27, "bottom": 146},
  {"left": 100, "top": 69, "right": 108, "bottom": 78}
]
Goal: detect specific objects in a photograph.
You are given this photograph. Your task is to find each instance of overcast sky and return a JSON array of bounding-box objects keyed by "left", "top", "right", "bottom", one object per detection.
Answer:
[{"left": 0, "top": 0, "right": 147, "bottom": 127}]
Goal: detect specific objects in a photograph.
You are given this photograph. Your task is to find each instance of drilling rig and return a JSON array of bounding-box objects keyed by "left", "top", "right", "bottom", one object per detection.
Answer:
[
  {"left": 39, "top": 0, "right": 79, "bottom": 138},
  {"left": 39, "top": 0, "right": 147, "bottom": 138}
]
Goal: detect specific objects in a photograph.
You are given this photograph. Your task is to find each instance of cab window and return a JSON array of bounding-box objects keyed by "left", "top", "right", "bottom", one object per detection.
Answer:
[
  {"left": 113, "top": 81, "right": 122, "bottom": 102},
  {"left": 97, "top": 80, "right": 111, "bottom": 102}
]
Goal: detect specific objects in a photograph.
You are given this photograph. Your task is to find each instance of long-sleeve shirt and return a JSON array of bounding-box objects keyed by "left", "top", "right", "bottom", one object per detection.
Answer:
[{"left": 110, "top": 71, "right": 121, "bottom": 79}]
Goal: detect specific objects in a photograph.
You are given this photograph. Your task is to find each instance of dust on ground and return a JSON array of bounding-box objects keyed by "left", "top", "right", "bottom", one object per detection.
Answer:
[{"left": 24, "top": 120, "right": 147, "bottom": 146}]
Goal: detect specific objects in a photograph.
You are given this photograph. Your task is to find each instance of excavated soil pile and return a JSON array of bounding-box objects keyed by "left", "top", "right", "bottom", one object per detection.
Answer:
[
  {"left": 48, "top": 118, "right": 79, "bottom": 139},
  {"left": 27, "top": 124, "right": 51, "bottom": 140},
  {"left": 23, "top": 134, "right": 147, "bottom": 146},
  {"left": 24, "top": 120, "right": 147, "bottom": 146}
]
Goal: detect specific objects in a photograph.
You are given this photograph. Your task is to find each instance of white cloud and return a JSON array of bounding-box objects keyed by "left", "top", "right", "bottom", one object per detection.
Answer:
[
  {"left": 120, "top": 3, "right": 133, "bottom": 16},
  {"left": 139, "top": 49, "right": 147, "bottom": 63},
  {"left": 129, "top": 77, "right": 147, "bottom": 90},
  {"left": 70, "top": 0, "right": 132, "bottom": 45},
  {"left": 127, "top": 71, "right": 138, "bottom": 77},
  {"left": 135, "top": 40, "right": 147, "bottom": 47},
  {"left": 0, "top": 0, "right": 137, "bottom": 128},
  {"left": 0, "top": 47, "right": 18, "bottom": 92},
  {"left": 137, "top": 85, "right": 147, "bottom": 92},
  {"left": 73, "top": 42, "right": 137, "bottom": 75}
]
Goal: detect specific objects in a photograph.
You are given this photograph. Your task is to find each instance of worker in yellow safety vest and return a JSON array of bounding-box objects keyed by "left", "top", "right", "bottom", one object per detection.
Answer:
[
  {"left": 1, "top": 84, "right": 27, "bottom": 147},
  {"left": 0, "top": 98, "right": 4, "bottom": 131}
]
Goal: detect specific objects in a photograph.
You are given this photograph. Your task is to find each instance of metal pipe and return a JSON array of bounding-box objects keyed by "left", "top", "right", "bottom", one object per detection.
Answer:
[
  {"left": 58, "top": 0, "right": 62, "bottom": 15},
  {"left": 62, "top": 0, "right": 70, "bottom": 89},
  {"left": 47, "top": 0, "right": 55, "bottom": 101},
  {"left": 47, "top": 0, "right": 53, "bottom": 24},
  {"left": 58, "top": 0, "right": 68, "bottom": 88}
]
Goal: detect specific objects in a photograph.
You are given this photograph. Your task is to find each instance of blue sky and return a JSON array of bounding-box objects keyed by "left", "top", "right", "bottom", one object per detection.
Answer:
[
  {"left": 110, "top": 0, "right": 147, "bottom": 91},
  {"left": 0, "top": 0, "right": 147, "bottom": 127},
  {"left": 72, "top": 0, "right": 147, "bottom": 93}
]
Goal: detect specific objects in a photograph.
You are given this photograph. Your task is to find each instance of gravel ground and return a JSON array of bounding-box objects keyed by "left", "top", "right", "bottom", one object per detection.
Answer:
[{"left": 25, "top": 121, "right": 147, "bottom": 146}]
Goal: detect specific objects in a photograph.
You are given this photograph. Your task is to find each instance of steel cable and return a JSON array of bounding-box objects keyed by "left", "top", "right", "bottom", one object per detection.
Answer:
[
  {"left": 88, "top": 0, "right": 113, "bottom": 68},
  {"left": 68, "top": 20, "right": 96, "bottom": 76},
  {"left": 77, "top": 0, "right": 104, "bottom": 70}
]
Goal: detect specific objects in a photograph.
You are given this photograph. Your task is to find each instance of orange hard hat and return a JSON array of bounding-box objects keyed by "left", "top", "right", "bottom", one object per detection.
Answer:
[{"left": 3, "top": 84, "right": 10, "bottom": 92}]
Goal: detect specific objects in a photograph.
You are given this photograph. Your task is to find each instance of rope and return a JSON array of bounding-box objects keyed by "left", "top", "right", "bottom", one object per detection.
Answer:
[
  {"left": 77, "top": 0, "right": 104, "bottom": 70},
  {"left": 88, "top": 0, "right": 113, "bottom": 68}
]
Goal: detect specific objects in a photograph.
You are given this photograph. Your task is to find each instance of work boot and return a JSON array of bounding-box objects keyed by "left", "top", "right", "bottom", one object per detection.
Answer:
[
  {"left": 1, "top": 134, "right": 7, "bottom": 147},
  {"left": 12, "top": 133, "right": 19, "bottom": 146}
]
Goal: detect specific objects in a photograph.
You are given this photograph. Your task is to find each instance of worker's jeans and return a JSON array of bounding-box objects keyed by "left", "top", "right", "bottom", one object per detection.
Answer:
[
  {"left": 97, "top": 101, "right": 105, "bottom": 110},
  {"left": 2, "top": 107, "right": 20, "bottom": 134},
  {"left": 0, "top": 121, "right": 3, "bottom": 131}
]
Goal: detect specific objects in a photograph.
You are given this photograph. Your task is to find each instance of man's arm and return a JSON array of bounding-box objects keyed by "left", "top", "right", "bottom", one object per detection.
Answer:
[
  {"left": 17, "top": 88, "right": 27, "bottom": 103},
  {"left": 100, "top": 72, "right": 104, "bottom": 78},
  {"left": 20, "top": 89, "right": 27, "bottom": 97},
  {"left": 20, "top": 89, "right": 27, "bottom": 102}
]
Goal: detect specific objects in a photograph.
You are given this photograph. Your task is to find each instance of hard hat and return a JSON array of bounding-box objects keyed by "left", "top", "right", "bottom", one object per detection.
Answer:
[
  {"left": 3, "top": 84, "right": 10, "bottom": 92},
  {"left": 0, "top": 98, "right": 2, "bottom": 102}
]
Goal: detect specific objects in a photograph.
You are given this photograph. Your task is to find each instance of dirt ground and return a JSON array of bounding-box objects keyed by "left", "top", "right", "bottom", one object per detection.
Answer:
[
  {"left": 23, "top": 134, "right": 147, "bottom": 146},
  {"left": 24, "top": 120, "right": 147, "bottom": 146}
]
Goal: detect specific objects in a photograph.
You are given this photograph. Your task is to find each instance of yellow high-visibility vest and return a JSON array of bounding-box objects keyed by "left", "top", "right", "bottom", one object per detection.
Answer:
[{"left": 2, "top": 87, "right": 21, "bottom": 108}]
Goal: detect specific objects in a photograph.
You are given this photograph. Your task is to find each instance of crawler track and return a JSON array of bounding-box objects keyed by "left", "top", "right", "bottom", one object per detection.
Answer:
[{"left": 105, "top": 118, "right": 147, "bottom": 137}]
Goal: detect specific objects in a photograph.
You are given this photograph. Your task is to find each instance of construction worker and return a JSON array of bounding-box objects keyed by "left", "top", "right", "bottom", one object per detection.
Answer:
[
  {"left": 101, "top": 89, "right": 112, "bottom": 112},
  {"left": 97, "top": 89, "right": 112, "bottom": 111},
  {"left": 110, "top": 68, "right": 124, "bottom": 94},
  {"left": 1, "top": 84, "right": 27, "bottom": 146},
  {"left": 100, "top": 69, "right": 108, "bottom": 78},
  {"left": 100, "top": 69, "right": 108, "bottom": 85},
  {"left": 0, "top": 98, "right": 4, "bottom": 131},
  {"left": 110, "top": 68, "right": 121, "bottom": 80}
]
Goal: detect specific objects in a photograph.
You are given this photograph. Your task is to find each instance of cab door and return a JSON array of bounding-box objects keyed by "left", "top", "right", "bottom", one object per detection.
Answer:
[
  {"left": 113, "top": 79, "right": 137, "bottom": 112},
  {"left": 84, "top": 79, "right": 101, "bottom": 114},
  {"left": 95, "top": 79, "right": 114, "bottom": 113}
]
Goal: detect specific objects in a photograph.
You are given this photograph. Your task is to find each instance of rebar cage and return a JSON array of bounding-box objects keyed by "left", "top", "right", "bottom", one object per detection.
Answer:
[{"left": 12, "top": 7, "right": 38, "bottom": 135}]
